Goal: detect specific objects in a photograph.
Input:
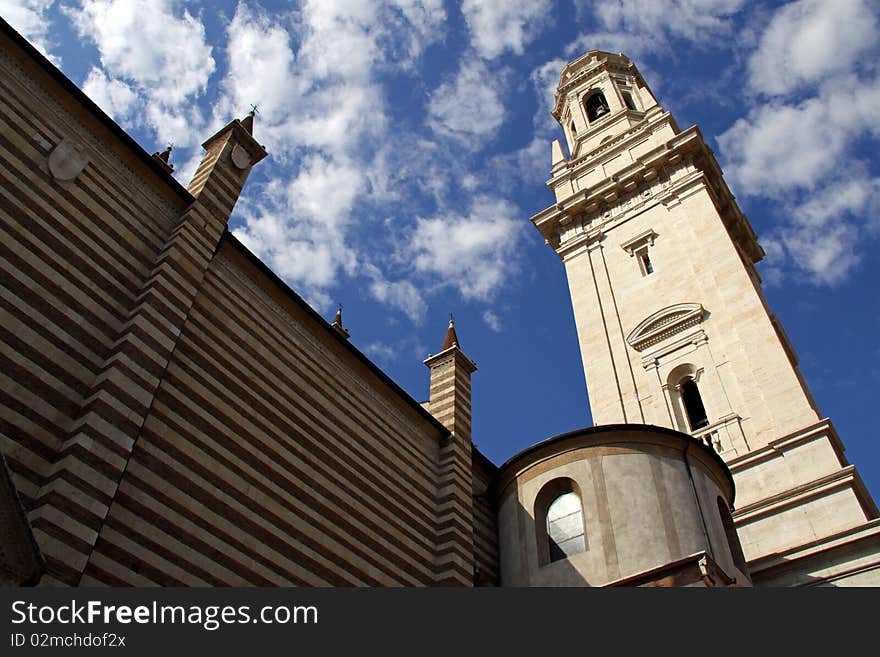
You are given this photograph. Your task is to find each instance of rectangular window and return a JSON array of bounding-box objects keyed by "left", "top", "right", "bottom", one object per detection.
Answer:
[
  {"left": 621, "top": 90, "right": 637, "bottom": 111},
  {"left": 638, "top": 249, "right": 654, "bottom": 276}
]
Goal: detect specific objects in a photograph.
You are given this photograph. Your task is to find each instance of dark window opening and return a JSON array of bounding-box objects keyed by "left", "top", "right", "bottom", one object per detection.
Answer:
[
  {"left": 585, "top": 92, "right": 610, "bottom": 122},
  {"left": 640, "top": 251, "right": 654, "bottom": 275},
  {"left": 680, "top": 376, "right": 709, "bottom": 430},
  {"left": 622, "top": 90, "right": 637, "bottom": 110}
]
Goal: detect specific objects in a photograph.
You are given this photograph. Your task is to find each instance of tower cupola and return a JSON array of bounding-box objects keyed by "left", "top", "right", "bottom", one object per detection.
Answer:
[{"left": 552, "top": 51, "right": 660, "bottom": 160}]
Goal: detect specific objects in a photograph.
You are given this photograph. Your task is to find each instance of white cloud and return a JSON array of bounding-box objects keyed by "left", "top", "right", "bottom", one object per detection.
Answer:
[
  {"left": 220, "top": 4, "right": 301, "bottom": 126},
  {"left": 748, "top": 0, "right": 879, "bottom": 97},
  {"left": 233, "top": 209, "right": 338, "bottom": 304},
  {"left": 717, "top": 74, "right": 880, "bottom": 197},
  {"left": 564, "top": 30, "right": 662, "bottom": 64},
  {"left": 408, "top": 195, "right": 523, "bottom": 301},
  {"left": 762, "top": 177, "right": 880, "bottom": 286},
  {"left": 717, "top": 0, "right": 880, "bottom": 289},
  {"left": 364, "top": 341, "right": 397, "bottom": 365},
  {"left": 232, "top": 152, "right": 364, "bottom": 302},
  {"left": 428, "top": 59, "right": 506, "bottom": 146},
  {"left": 284, "top": 84, "right": 388, "bottom": 154},
  {"left": 363, "top": 263, "right": 426, "bottom": 323},
  {"left": 491, "top": 137, "right": 549, "bottom": 190},
  {"left": 461, "top": 0, "right": 552, "bottom": 60},
  {"left": 587, "top": 0, "right": 744, "bottom": 43},
  {"left": 68, "top": 0, "right": 214, "bottom": 104},
  {"left": 530, "top": 58, "right": 567, "bottom": 134},
  {"left": 81, "top": 67, "right": 138, "bottom": 120},
  {"left": 568, "top": 0, "right": 743, "bottom": 60},
  {"left": 482, "top": 310, "right": 502, "bottom": 332},
  {"left": 287, "top": 153, "right": 366, "bottom": 229},
  {"left": 66, "top": 0, "right": 215, "bottom": 145},
  {"left": 384, "top": 0, "right": 446, "bottom": 63},
  {"left": 218, "top": 1, "right": 449, "bottom": 314},
  {"left": 219, "top": 0, "right": 445, "bottom": 140},
  {"left": 0, "top": 0, "right": 58, "bottom": 62}
]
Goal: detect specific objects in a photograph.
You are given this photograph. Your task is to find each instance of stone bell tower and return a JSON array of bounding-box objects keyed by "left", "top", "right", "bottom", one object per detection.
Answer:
[{"left": 531, "top": 50, "right": 880, "bottom": 586}]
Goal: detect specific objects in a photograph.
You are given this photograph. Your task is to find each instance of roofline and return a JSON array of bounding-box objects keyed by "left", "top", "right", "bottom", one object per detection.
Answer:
[
  {"left": 472, "top": 445, "right": 499, "bottom": 476},
  {"left": 0, "top": 16, "right": 195, "bottom": 205},
  {"left": 222, "top": 231, "right": 452, "bottom": 438},
  {"left": 497, "top": 423, "right": 735, "bottom": 500}
]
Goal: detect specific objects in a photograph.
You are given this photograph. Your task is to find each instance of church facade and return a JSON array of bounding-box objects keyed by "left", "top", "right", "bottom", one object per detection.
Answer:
[{"left": 0, "top": 17, "right": 877, "bottom": 587}]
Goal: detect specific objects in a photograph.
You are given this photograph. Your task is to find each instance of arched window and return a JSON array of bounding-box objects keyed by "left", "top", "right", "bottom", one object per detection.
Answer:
[
  {"left": 680, "top": 376, "right": 709, "bottom": 430},
  {"left": 621, "top": 90, "right": 637, "bottom": 111},
  {"left": 547, "top": 491, "right": 585, "bottom": 562},
  {"left": 717, "top": 497, "right": 748, "bottom": 576},
  {"left": 534, "top": 478, "right": 586, "bottom": 565},
  {"left": 585, "top": 92, "right": 610, "bottom": 122}
]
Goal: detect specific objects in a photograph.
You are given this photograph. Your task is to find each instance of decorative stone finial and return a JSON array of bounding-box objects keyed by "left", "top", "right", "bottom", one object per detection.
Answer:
[
  {"left": 151, "top": 144, "right": 174, "bottom": 173},
  {"left": 330, "top": 303, "right": 350, "bottom": 340},
  {"left": 241, "top": 104, "right": 258, "bottom": 135}
]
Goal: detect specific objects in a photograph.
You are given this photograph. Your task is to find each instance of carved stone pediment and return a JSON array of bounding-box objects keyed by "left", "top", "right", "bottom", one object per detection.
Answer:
[{"left": 627, "top": 303, "right": 704, "bottom": 351}]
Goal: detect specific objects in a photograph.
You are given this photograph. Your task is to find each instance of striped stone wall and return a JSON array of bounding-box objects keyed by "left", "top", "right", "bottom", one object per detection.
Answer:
[
  {"left": 0, "top": 20, "right": 484, "bottom": 586},
  {"left": 0, "top": 25, "right": 193, "bottom": 585},
  {"left": 81, "top": 240, "right": 457, "bottom": 585}
]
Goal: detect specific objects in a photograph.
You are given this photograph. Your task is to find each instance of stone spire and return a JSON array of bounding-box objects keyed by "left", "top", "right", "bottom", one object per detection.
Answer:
[
  {"left": 441, "top": 316, "right": 459, "bottom": 350},
  {"left": 424, "top": 316, "right": 476, "bottom": 442},
  {"left": 330, "top": 304, "right": 350, "bottom": 340}
]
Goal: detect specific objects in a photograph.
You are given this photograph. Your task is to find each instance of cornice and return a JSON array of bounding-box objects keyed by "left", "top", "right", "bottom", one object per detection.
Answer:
[
  {"left": 552, "top": 108, "right": 672, "bottom": 182},
  {"left": 726, "top": 418, "right": 844, "bottom": 473},
  {"left": 532, "top": 129, "right": 702, "bottom": 253},
  {"left": 423, "top": 345, "right": 478, "bottom": 374},
  {"left": 533, "top": 125, "right": 762, "bottom": 267},
  {"left": 732, "top": 465, "right": 858, "bottom": 523}
]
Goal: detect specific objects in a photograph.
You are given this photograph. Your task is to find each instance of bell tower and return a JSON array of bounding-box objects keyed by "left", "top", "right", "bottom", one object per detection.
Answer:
[{"left": 532, "top": 51, "right": 880, "bottom": 586}]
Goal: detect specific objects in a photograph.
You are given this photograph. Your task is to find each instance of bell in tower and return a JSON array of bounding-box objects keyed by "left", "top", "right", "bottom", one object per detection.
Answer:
[{"left": 550, "top": 51, "right": 660, "bottom": 163}]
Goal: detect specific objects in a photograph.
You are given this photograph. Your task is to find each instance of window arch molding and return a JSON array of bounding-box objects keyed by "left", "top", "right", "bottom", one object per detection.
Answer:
[{"left": 533, "top": 477, "right": 587, "bottom": 566}]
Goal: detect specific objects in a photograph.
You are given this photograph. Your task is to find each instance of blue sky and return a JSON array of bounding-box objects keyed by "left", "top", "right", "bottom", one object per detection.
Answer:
[{"left": 3, "top": 0, "right": 879, "bottom": 500}]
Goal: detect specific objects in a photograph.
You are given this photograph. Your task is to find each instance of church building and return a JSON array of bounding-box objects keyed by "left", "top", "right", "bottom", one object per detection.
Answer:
[{"left": 1, "top": 17, "right": 878, "bottom": 587}]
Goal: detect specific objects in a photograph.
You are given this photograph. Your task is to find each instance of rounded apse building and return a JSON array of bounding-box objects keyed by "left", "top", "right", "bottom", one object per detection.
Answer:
[{"left": 496, "top": 425, "right": 751, "bottom": 587}]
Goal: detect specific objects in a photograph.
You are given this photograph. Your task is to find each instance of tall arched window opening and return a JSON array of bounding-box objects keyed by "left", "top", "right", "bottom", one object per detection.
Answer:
[
  {"left": 534, "top": 478, "right": 586, "bottom": 565},
  {"left": 680, "top": 376, "right": 709, "bottom": 430},
  {"left": 585, "top": 92, "right": 610, "bottom": 122},
  {"left": 547, "top": 491, "right": 585, "bottom": 562}
]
